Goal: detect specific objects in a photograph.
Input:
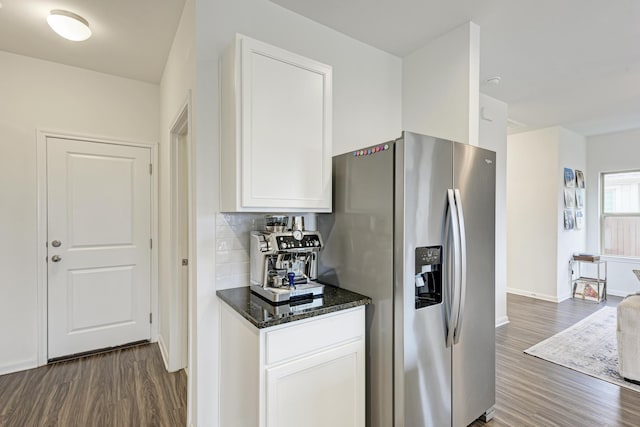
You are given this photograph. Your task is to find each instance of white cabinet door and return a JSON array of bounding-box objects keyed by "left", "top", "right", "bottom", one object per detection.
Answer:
[
  {"left": 220, "top": 303, "right": 366, "bottom": 427},
  {"left": 47, "top": 137, "right": 151, "bottom": 359},
  {"left": 220, "top": 34, "right": 332, "bottom": 212},
  {"left": 265, "top": 340, "right": 365, "bottom": 427}
]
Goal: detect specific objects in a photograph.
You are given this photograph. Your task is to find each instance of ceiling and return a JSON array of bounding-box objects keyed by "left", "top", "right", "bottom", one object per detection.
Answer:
[
  {"left": 271, "top": 0, "right": 640, "bottom": 136},
  {"left": 1, "top": 0, "right": 637, "bottom": 136},
  {"left": 0, "top": 0, "right": 185, "bottom": 83}
]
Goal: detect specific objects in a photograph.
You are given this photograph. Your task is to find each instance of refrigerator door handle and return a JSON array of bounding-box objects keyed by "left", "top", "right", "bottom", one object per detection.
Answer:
[
  {"left": 453, "top": 189, "right": 467, "bottom": 345},
  {"left": 443, "top": 194, "right": 453, "bottom": 343},
  {"left": 445, "top": 189, "right": 461, "bottom": 348}
]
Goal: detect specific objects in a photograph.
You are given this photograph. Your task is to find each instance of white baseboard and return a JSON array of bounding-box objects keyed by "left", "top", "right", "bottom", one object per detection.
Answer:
[
  {"left": 507, "top": 287, "right": 564, "bottom": 303},
  {"left": 607, "top": 289, "right": 632, "bottom": 298},
  {"left": 510, "top": 287, "right": 630, "bottom": 301},
  {"left": 157, "top": 334, "right": 170, "bottom": 371},
  {"left": 557, "top": 293, "right": 572, "bottom": 302},
  {"left": 495, "top": 316, "right": 510, "bottom": 327},
  {"left": 0, "top": 358, "right": 37, "bottom": 376}
]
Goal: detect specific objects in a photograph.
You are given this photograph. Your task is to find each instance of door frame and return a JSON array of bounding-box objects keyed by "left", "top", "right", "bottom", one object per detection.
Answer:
[
  {"left": 164, "top": 93, "right": 193, "bottom": 372},
  {"left": 35, "top": 129, "right": 159, "bottom": 366}
]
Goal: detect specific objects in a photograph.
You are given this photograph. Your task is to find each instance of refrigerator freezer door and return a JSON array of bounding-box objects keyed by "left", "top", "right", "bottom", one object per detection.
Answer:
[
  {"left": 318, "top": 144, "right": 394, "bottom": 427},
  {"left": 452, "top": 143, "right": 496, "bottom": 427},
  {"left": 395, "top": 133, "right": 453, "bottom": 427}
]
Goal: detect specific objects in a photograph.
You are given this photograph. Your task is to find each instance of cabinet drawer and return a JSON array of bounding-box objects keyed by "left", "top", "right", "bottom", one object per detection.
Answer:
[{"left": 265, "top": 307, "right": 364, "bottom": 366}]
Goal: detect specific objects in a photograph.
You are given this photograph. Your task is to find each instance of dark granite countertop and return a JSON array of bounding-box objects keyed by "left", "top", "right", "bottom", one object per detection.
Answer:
[{"left": 217, "top": 285, "right": 372, "bottom": 329}]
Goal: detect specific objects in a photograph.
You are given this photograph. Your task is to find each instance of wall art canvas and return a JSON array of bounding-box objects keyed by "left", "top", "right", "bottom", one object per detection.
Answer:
[
  {"left": 576, "top": 189, "right": 585, "bottom": 208},
  {"left": 575, "top": 170, "right": 585, "bottom": 188},
  {"left": 564, "top": 168, "right": 576, "bottom": 188},
  {"left": 575, "top": 209, "right": 584, "bottom": 230},
  {"left": 564, "top": 209, "right": 575, "bottom": 230},
  {"left": 564, "top": 188, "right": 575, "bottom": 208},
  {"left": 573, "top": 280, "right": 601, "bottom": 301}
]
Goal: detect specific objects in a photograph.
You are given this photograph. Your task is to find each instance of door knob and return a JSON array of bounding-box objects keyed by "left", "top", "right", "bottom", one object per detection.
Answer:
[
  {"left": 51, "top": 255, "right": 62, "bottom": 262},
  {"left": 51, "top": 240, "right": 62, "bottom": 247}
]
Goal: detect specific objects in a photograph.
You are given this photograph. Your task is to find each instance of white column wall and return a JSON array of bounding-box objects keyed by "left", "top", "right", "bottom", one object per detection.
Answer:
[
  {"left": 507, "top": 127, "right": 560, "bottom": 301},
  {"left": 556, "top": 128, "right": 587, "bottom": 300},
  {"left": 479, "top": 94, "right": 508, "bottom": 325},
  {"left": 507, "top": 126, "right": 588, "bottom": 302},
  {"left": 402, "top": 22, "right": 480, "bottom": 146},
  {"left": 158, "top": 0, "right": 195, "bottom": 422}
]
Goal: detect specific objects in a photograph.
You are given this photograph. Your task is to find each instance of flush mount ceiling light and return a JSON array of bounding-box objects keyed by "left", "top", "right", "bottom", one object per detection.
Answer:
[{"left": 47, "top": 9, "right": 92, "bottom": 41}]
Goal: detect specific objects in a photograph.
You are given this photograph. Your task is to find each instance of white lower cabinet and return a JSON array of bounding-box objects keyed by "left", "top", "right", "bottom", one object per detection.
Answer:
[
  {"left": 266, "top": 340, "right": 363, "bottom": 427},
  {"left": 220, "top": 303, "right": 365, "bottom": 427}
]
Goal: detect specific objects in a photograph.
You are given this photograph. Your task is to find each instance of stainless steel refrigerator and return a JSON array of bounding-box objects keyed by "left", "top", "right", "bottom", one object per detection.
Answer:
[{"left": 318, "top": 131, "right": 495, "bottom": 427}]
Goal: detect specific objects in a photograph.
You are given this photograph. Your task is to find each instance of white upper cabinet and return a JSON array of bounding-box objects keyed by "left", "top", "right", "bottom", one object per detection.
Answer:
[{"left": 220, "top": 34, "right": 333, "bottom": 212}]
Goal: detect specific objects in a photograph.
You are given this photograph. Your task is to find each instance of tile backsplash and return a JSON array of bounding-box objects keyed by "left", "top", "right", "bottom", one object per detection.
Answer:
[
  {"left": 215, "top": 213, "right": 262, "bottom": 290},
  {"left": 215, "top": 213, "right": 318, "bottom": 290}
]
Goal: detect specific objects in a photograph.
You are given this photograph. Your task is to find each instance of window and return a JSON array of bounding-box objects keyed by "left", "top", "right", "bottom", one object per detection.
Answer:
[{"left": 601, "top": 170, "right": 640, "bottom": 257}]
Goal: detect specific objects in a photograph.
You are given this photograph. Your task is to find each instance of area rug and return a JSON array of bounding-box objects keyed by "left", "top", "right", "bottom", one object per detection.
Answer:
[{"left": 524, "top": 306, "right": 640, "bottom": 392}]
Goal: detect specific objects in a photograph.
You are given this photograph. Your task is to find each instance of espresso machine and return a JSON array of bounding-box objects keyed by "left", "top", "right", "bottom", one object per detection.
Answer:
[{"left": 250, "top": 215, "right": 325, "bottom": 303}]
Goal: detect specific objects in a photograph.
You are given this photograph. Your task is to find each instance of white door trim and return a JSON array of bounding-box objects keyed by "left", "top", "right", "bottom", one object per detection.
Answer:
[
  {"left": 166, "top": 93, "right": 193, "bottom": 373},
  {"left": 165, "top": 92, "right": 197, "bottom": 427},
  {"left": 36, "top": 129, "right": 159, "bottom": 366}
]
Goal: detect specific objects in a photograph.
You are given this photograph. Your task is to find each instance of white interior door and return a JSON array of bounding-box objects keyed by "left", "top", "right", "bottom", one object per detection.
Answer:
[{"left": 47, "top": 137, "right": 152, "bottom": 359}]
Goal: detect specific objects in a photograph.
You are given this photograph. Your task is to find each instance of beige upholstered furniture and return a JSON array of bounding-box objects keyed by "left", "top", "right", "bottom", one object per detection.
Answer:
[{"left": 617, "top": 294, "right": 640, "bottom": 384}]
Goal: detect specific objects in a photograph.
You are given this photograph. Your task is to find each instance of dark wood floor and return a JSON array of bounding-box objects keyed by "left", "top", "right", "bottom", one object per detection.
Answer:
[
  {"left": 3, "top": 296, "right": 639, "bottom": 426},
  {"left": 0, "top": 343, "right": 186, "bottom": 427},
  {"left": 471, "top": 294, "right": 640, "bottom": 427}
]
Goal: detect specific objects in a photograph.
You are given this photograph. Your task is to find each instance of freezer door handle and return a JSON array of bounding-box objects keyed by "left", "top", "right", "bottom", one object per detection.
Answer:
[
  {"left": 453, "top": 189, "right": 467, "bottom": 345},
  {"left": 445, "top": 189, "right": 462, "bottom": 348},
  {"left": 443, "top": 194, "right": 453, "bottom": 344}
]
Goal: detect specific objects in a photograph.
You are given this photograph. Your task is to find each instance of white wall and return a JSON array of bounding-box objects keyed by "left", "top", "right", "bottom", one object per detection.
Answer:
[
  {"left": 158, "top": 0, "right": 195, "bottom": 415},
  {"left": 479, "top": 94, "right": 508, "bottom": 326},
  {"left": 402, "top": 22, "right": 480, "bottom": 146},
  {"left": 195, "top": 0, "right": 402, "bottom": 424},
  {"left": 507, "top": 128, "right": 559, "bottom": 300},
  {"left": 556, "top": 128, "right": 587, "bottom": 299},
  {"left": 587, "top": 128, "right": 640, "bottom": 296},
  {"left": 507, "top": 127, "right": 588, "bottom": 302},
  {"left": 0, "top": 51, "right": 159, "bottom": 374}
]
